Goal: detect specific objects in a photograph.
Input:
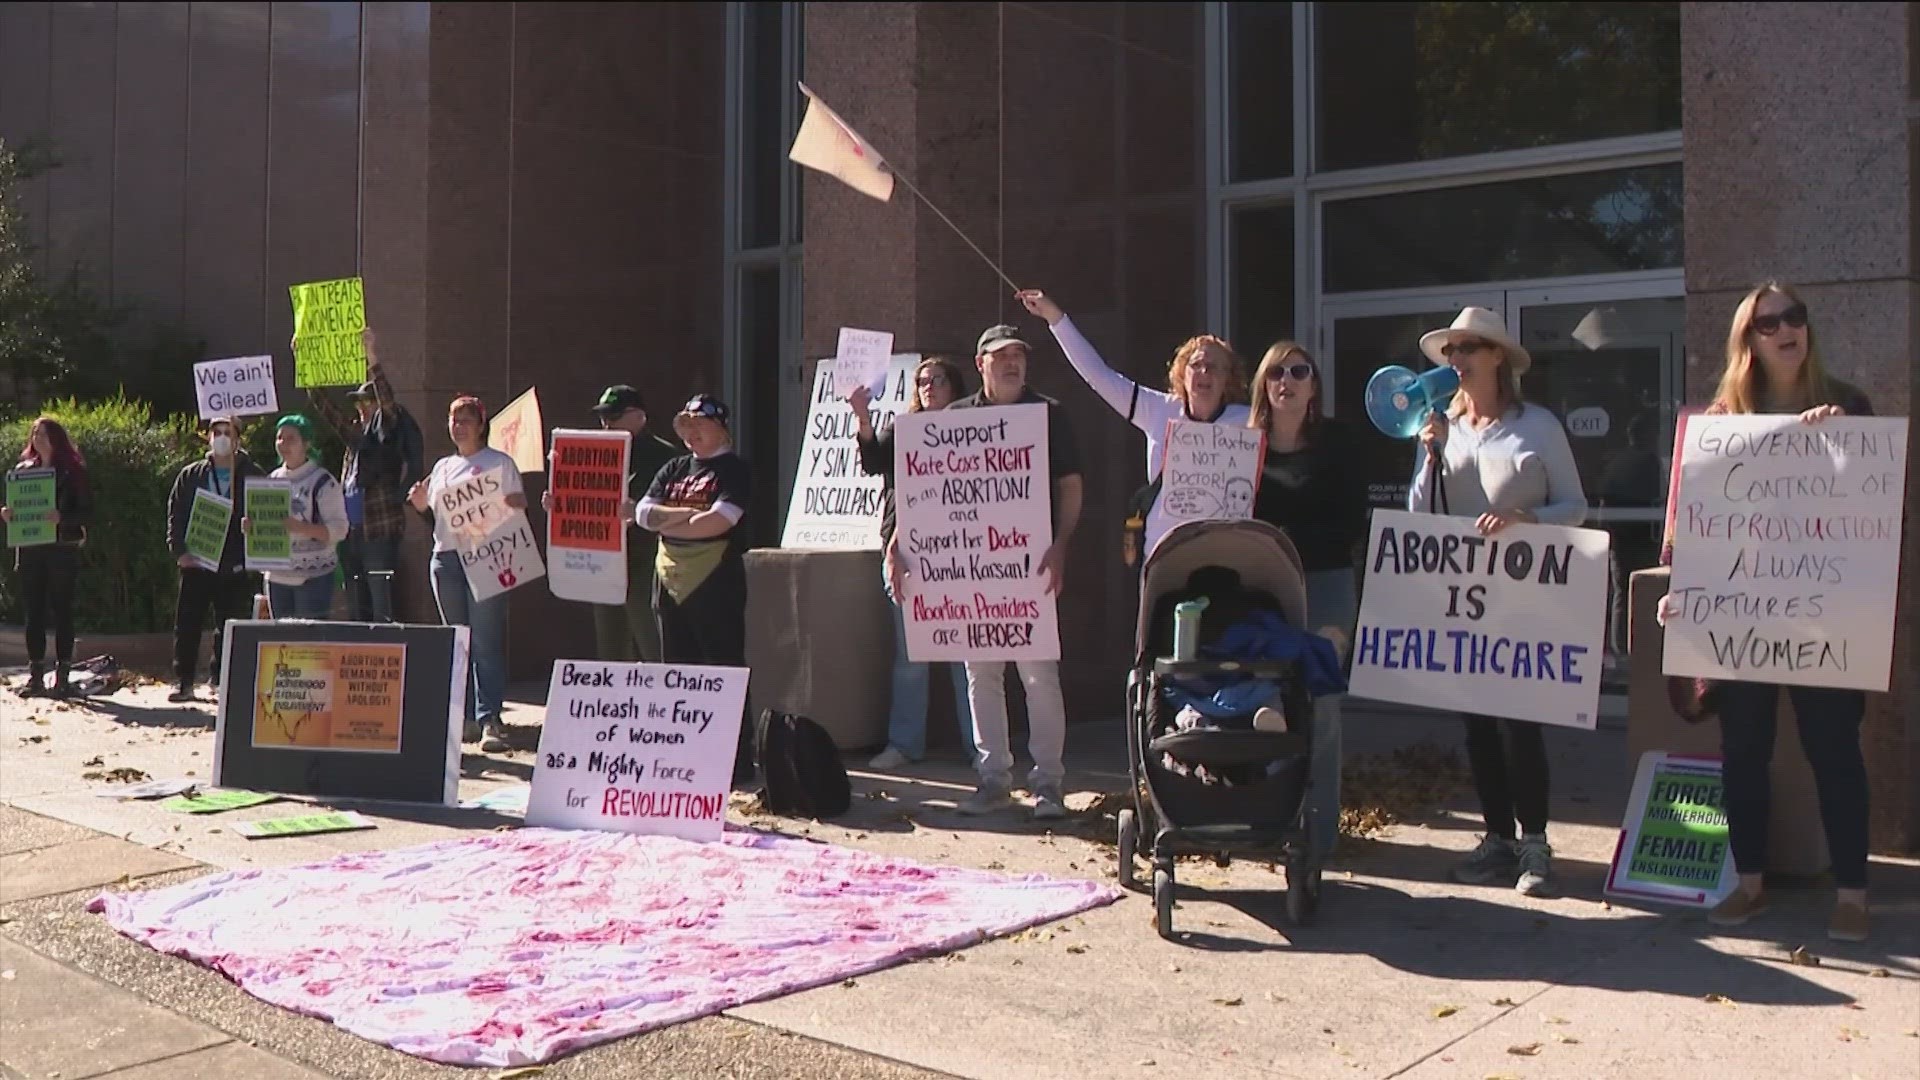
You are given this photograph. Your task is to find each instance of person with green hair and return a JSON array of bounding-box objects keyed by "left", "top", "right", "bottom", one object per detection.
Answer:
[{"left": 243, "top": 413, "right": 348, "bottom": 619}]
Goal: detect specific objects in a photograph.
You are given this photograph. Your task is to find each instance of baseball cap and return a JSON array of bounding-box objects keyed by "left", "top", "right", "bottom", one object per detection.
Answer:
[
  {"left": 593, "top": 385, "right": 647, "bottom": 415},
  {"left": 977, "top": 324, "right": 1030, "bottom": 356},
  {"left": 678, "top": 394, "right": 731, "bottom": 425},
  {"left": 346, "top": 381, "right": 378, "bottom": 400}
]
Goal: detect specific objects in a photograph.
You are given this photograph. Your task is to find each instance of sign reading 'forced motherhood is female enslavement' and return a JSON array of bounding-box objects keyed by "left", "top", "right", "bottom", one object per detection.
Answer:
[
  {"left": 782, "top": 353, "right": 921, "bottom": 549},
  {"left": 526, "top": 660, "right": 749, "bottom": 842},
  {"left": 893, "top": 403, "right": 1060, "bottom": 663},
  {"left": 1349, "top": 509, "right": 1611, "bottom": 729},
  {"left": 1663, "top": 415, "right": 1909, "bottom": 692}
]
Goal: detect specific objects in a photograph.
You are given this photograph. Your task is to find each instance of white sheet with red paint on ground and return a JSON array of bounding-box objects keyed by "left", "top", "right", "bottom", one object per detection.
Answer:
[{"left": 88, "top": 827, "right": 1121, "bottom": 1067}]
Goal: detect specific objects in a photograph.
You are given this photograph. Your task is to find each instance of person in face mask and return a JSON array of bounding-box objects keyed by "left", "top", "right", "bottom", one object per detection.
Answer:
[{"left": 164, "top": 416, "right": 268, "bottom": 702}]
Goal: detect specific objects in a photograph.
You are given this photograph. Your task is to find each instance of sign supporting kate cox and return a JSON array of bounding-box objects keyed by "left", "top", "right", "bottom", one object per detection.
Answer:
[
  {"left": 1349, "top": 509, "right": 1610, "bottom": 729},
  {"left": 1662, "top": 415, "right": 1909, "bottom": 693},
  {"left": 893, "top": 403, "right": 1060, "bottom": 663},
  {"left": 547, "top": 429, "right": 631, "bottom": 604},
  {"left": 526, "top": 660, "right": 749, "bottom": 842}
]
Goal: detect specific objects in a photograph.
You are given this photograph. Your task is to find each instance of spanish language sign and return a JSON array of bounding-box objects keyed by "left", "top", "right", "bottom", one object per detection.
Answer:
[
  {"left": 1662, "top": 415, "right": 1909, "bottom": 692},
  {"left": 1155, "top": 419, "right": 1264, "bottom": 541},
  {"left": 782, "top": 353, "right": 920, "bottom": 549},
  {"left": 4, "top": 468, "right": 56, "bottom": 548},
  {"left": 893, "top": 403, "right": 1060, "bottom": 663},
  {"left": 463, "top": 510, "right": 547, "bottom": 602},
  {"left": 193, "top": 355, "right": 278, "bottom": 420},
  {"left": 243, "top": 479, "right": 293, "bottom": 571},
  {"left": 833, "top": 326, "right": 894, "bottom": 399},
  {"left": 183, "top": 489, "right": 234, "bottom": 570},
  {"left": 1349, "top": 509, "right": 1610, "bottom": 729},
  {"left": 249, "top": 643, "right": 407, "bottom": 753},
  {"left": 488, "top": 387, "right": 546, "bottom": 474},
  {"left": 289, "top": 277, "right": 367, "bottom": 388},
  {"left": 547, "top": 429, "right": 631, "bottom": 604},
  {"left": 525, "top": 660, "right": 750, "bottom": 842},
  {"left": 1604, "top": 752, "right": 1735, "bottom": 909}
]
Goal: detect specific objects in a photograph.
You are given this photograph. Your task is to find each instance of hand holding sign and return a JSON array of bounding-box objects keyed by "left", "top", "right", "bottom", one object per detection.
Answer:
[{"left": 834, "top": 327, "right": 893, "bottom": 400}]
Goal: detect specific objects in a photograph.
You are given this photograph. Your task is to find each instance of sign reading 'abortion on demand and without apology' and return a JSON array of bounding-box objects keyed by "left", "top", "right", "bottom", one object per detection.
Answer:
[{"left": 1349, "top": 509, "right": 1610, "bottom": 729}]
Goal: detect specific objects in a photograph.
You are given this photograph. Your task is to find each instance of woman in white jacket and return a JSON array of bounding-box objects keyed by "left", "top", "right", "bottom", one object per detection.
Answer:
[
  {"left": 248, "top": 414, "right": 349, "bottom": 620},
  {"left": 1015, "top": 289, "right": 1251, "bottom": 556}
]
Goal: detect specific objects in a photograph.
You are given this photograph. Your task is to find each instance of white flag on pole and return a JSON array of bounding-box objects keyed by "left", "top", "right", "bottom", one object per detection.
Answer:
[{"left": 788, "top": 81, "right": 894, "bottom": 202}]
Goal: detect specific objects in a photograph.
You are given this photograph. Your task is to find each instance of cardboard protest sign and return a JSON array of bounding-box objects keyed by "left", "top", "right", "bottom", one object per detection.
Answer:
[
  {"left": 289, "top": 277, "right": 367, "bottom": 388},
  {"left": 161, "top": 789, "right": 278, "bottom": 814},
  {"left": 235, "top": 811, "right": 376, "bottom": 839},
  {"left": 1349, "top": 509, "right": 1610, "bottom": 729},
  {"left": 5, "top": 468, "right": 56, "bottom": 548},
  {"left": 1605, "top": 752, "right": 1735, "bottom": 909},
  {"left": 489, "top": 387, "right": 546, "bottom": 474},
  {"left": 526, "top": 660, "right": 750, "bottom": 842},
  {"left": 1155, "top": 419, "right": 1264, "bottom": 535},
  {"left": 250, "top": 643, "right": 407, "bottom": 752},
  {"left": 894, "top": 403, "right": 1060, "bottom": 662},
  {"left": 833, "top": 327, "right": 894, "bottom": 399},
  {"left": 547, "top": 430, "right": 631, "bottom": 604},
  {"left": 243, "top": 479, "right": 293, "bottom": 571},
  {"left": 781, "top": 353, "right": 920, "bottom": 549},
  {"left": 216, "top": 621, "right": 466, "bottom": 804},
  {"left": 462, "top": 511, "right": 547, "bottom": 602},
  {"left": 183, "top": 489, "right": 234, "bottom": 570},
  {"left": 193, "top": 355, "right": 278, "bottom": 420},
  {"left": 434, "top": 468, "right": 514, "bottom": 543},
  {"left": 1663, "top": 415, "right": 1909, "bottom": 692}
]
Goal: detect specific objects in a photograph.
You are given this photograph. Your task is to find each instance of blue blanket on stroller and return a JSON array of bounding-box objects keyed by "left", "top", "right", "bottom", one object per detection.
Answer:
[{"left": 1163, "top": 609, "right": 1346, "bottom": 721}]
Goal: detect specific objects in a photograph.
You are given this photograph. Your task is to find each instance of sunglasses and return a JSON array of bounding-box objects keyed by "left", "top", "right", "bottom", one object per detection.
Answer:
[
  {"left": 1266, "top": 363, "right": 1314, "bottom": 382},
  {"left": 1440, "top": 339, "right": 1492, "bottom": 359},
  {"left": 1750, "top": 304, "right": 1808, "bottom": 336},
  {"left": 916, "top": 373, "right": 950, "bottom": 387}
]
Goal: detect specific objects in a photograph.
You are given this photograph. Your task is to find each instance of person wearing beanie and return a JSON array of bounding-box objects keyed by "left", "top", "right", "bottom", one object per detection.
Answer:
[{"left": 244, "top": 414, "right": 349, "bottom": 620}]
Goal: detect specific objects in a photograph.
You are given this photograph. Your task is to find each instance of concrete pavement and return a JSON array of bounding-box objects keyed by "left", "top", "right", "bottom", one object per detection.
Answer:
[{"left": 2, "top": 677, "right": 1916, "bottom": 1079}]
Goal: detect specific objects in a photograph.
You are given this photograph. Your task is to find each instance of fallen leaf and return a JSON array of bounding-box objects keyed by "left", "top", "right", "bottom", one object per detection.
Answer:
[
  {"left": 1600, "top": 901, "right": 1612, "bottom": 911},
  {"left": 1484, "top": 1074, "right": 1522, "bottom": 1080},
  {"left": 1868, "top": 968, "right": 1890, "bottom": 978},
  {"left": 1212, "top": 997, "right": 1244, "bottom": 1007},
  {"left": 1553, "top": 1034, "right": 1580, "bottom": 1045},
  {"left": 1168, "top": 964, "right": 1183, "bottom": 974},
  {"left": 1789, "top": 945, "right": 1822, "bottom": 967},
  {"left": 0, "top": 970, "right": 13, "bottom": 980},
  {"left": 1703, "top": 993, "right": 1735, "bottom": 1006},
  {"left": 1507, "top": 1043, "right": 1542, "bottom": 1057},
  {"left": 1545, "top": 1016, "right": 1569, "bottom": 1025},
  {"left": 1135, "top": 1059, "right": 1156, "bottom": 1067},
  {"left": 840, "top": 978, "right": 857, "bottom": 988},
  {"left": 82, "top": 755, "right": 104, "bottom": 767},
  {"left": 1845, "top": 1003, "right": 1865, "bottom": 1011},
  {"left": 1066, "top": 944, "right": 1088, "bottom": 955},
  {"left": 1491, "top": 996, "right": 1518, "bottom": 1007},
  {"left": 496, "top": 1068, "right": 544, "bottom": 1079},
  {"left": 1839, "top": 1027, "right": 1863, "bottom": 1042},
  {"left": 1433, "top": 1005, "right": 1459, "bottom": 1018}
]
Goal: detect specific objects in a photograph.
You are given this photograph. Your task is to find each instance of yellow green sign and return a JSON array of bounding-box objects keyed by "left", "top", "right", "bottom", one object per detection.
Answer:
[
  {"left": 289, "top": 277, "right": 367, "bottom": 387},
  {"left": 5, "top": 468, "right": 56, "bottom": 547}
]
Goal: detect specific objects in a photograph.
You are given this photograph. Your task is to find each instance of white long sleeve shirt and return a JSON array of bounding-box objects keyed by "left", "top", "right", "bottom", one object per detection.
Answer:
[{"left": 1407, "top": 403, "right": 1588, "bottom": 526}]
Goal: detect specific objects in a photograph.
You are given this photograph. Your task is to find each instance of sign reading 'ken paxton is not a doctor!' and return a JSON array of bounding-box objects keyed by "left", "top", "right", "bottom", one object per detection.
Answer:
[{"left": 893, "top": 404, "right": 1060, "bottom": 663}]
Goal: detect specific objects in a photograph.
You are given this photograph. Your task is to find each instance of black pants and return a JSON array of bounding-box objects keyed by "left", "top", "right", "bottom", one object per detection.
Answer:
[
  {"left": 174, "top": 568, "right": 256, "bottom": 685},
  {"left": 654, "top": 557, "right": 752, "bottom": 770},
  {"left": 1715, "top": 680, "right": 1869, "bottom": 889},
  {"left": 1463, "top": 715, "right": 1550, "bottom": 839},
  {"left": 17, "top": 545, "right": 79, "bottom": 665}
]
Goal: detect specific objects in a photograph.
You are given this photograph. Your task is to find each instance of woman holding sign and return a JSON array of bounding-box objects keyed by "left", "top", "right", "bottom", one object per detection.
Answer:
[
  {"left": 850, "top": 356, "right": 977, "bottom": 769},
  {"left": 1663, "top": 282, "right": 1875, "bottom": 942},
  {"left": 3, "top": 418, "right": 91, "bottom": 698},
  {"left": 244, "top": 415, "right": 349, "bottom": 620},
  {"left": 1409, "top": 307, "right": 1587, "bottom": 897},
  {"left": 410, "top": 395, "right": 526, "bottom": 751}
]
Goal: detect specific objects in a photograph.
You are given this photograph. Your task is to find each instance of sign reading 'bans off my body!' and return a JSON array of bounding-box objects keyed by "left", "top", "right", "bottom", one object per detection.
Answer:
[
  {"left": 526, "top": 661, "right": 749, "bottom": 843},
  {"left": 1663, "top": 415, "right": 1909, "bottom": 692},
  {"left": 893, "top": 404, "right": 1059, "bottom": 663}
]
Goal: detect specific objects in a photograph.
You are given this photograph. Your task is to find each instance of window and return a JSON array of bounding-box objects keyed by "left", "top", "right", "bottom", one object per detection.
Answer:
[
  {"left": 1316, "top": 2, "right": 1681, "bottom": 172},
  {"left": 1226, "top": 3, "right": 1293, "bottom": 182},
  {"left": 1228, "top": 201, "right": 1295, "bottom": 357},
  {"left": 1322, "top": 163, "right": 1682, "bottom": 293}
]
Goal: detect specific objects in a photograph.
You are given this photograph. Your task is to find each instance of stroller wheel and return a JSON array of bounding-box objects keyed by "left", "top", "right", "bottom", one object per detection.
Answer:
[
  {"left": 1284, "top": 862, "right": 1320, "bottom": 927},
  {"left": 1116, "top": 809, "right": 1139, "bottom": 889},
  {"left": 1153, "top": 867, "right": 1175, "bottom": 939}
]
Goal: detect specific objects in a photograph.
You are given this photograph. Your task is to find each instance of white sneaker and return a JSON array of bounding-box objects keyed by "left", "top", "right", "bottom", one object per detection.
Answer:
[
  {"left": 1031, "top": 784, "right": 1067, "bottom": 821},
  {"left": 956, "top": 783, "right": 1014, "bottom": 816},
  {"left": 868, "top": 747, "right": 912, "bottom": 770},
  {"left": 1515, "top": 835, "right": 1553, "bottom": 897}
]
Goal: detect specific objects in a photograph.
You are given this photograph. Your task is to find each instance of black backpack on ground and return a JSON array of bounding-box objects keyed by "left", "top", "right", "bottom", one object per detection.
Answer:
[{"left": 754, "top": 709, "right": 852, "bottom": 817}]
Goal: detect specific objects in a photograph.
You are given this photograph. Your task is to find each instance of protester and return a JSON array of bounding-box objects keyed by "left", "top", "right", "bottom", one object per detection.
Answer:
[
  {"left": 1661, "top": 282, "right": 1875, "bottom": 942},
  {"left": 307, "top": 329, "right": 423, "bottom": 623},
  {"left": 1246, "top": 342, "right": 1369, "bottom": 860},
  {"left": 635, "top": 394, "right": 755, "bottom": 785},
  {"left": 2, "top": 418, "right": 91, "bottom": 698},
  {"left": 542, "top": 385, "right": 680, "bottom": 663},
  {"left": 849, "top": 357, "right": 977, "bottom": 769},
  {"left": 1408, "top": 307, "right": 1587, "bottom": 896},
  {"left": 946, "top": 323, "right": 1084, "bottom": 820},
  {"left": 244, "top": 414, "right": 348, "bottom": 620},
  {"left": 409, "top": 396, "right": 524, "bottom": 751},
  {"left": 164, "top": 417, "right": 268, "bottom": 702},
  {"left": 1015, "top": 289, "right": 1249, "bottom": 556}
]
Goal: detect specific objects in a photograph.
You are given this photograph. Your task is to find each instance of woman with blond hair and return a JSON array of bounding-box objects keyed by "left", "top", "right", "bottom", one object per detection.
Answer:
[
  {"left": 850, "top": 356, "right": 978, "bottom": 769},
  {"left": 1662, "top": 281, "right": 1874, "bottom": 941},
  {"left": 1408, "top": 307, "right": 1587, "bottom": 897},
  {"left": 1015, "top": 289, "right": 1251, "bottom": 555}
]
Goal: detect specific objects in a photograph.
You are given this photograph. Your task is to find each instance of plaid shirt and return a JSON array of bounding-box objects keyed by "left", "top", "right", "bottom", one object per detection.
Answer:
[{"left": 308, "top": 368, "right": 412, "bottom": 540}]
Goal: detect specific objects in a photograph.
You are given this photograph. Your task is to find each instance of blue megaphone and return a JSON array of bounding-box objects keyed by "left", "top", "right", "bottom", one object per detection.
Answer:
[{"left": 1363, "top": 364, "right": 1460, "bottom": 439}]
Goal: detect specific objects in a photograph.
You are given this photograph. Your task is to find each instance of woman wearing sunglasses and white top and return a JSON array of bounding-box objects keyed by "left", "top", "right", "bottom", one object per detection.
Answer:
[{"left": 1408, "top": 307, "right": 1587, "bottom": 897}]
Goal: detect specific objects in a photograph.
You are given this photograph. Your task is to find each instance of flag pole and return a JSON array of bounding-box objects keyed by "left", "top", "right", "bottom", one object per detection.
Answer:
[{"left": 883, "top": 165, "right": 1022, "bottom": 294}]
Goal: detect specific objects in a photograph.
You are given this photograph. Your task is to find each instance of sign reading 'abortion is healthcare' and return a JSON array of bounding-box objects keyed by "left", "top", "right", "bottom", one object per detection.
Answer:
[
  {"left": 1349, "top": 509, "right": 1610, "bottom": 730},
  {"left": 1663, "top": 415, "right": 1908, "bottom": 693}
]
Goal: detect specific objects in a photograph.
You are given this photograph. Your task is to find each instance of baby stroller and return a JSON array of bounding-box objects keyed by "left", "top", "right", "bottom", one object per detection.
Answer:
[{"left": 1117, "top": 519, "right": 1339, "bottom": 937}]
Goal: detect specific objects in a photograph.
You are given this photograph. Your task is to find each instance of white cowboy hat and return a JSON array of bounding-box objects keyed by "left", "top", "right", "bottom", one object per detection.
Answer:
[{"left": 1418, "top": 307, "right": 1532, "bottom": 376}]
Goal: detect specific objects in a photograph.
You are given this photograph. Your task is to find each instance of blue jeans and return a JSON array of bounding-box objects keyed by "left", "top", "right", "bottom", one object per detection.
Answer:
[
  {"left": 267, "top": 575, "right": 335, "bottom": 620},
  {"left": 1303, "top": 567, "right": 1355, "bottom": 862},
  {"left": 884, "top": 568, "right": 974, "bottom": 760},
  {"left": 431, "top": 550, "right": 509, "bottom": 726}
]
